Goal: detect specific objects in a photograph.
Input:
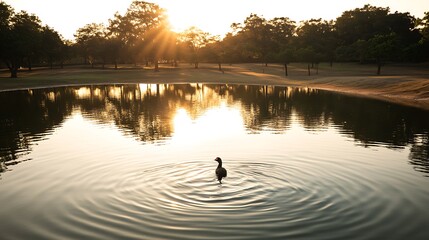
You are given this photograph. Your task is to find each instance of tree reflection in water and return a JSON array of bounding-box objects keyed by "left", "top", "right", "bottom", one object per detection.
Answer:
[{"left": 0, "top": 84, "right": 428, "bottom": 176}]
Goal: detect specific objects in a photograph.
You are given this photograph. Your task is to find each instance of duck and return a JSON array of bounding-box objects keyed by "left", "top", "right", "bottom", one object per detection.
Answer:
[{"left": 214, "top": 157, "right": 227, "bottom": 183}]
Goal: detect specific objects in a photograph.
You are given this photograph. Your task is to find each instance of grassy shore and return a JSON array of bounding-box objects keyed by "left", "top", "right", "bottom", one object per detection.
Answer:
[{"left": 1, "top": 62, "right": 429, "bottom": 110}]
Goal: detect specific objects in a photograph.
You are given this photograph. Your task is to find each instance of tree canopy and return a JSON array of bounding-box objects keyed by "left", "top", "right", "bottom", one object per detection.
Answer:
[{"left": 0, "top": 2, "right": 68, "bottom": 77}]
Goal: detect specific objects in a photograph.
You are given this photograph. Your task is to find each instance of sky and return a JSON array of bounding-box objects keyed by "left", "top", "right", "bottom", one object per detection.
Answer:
[{"left": 3, "top": 0, "right": 429, "bottom": 40}]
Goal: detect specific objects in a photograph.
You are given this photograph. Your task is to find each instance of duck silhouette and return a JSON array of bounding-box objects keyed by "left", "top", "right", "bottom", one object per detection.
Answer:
[{"left": 214, "top": 157, "right": 227, "bottom": 183}]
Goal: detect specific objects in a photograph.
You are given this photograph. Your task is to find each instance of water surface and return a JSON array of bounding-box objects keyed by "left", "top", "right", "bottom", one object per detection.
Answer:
[{"left": 1, "top": 84, "right": 428, "bottom": 239}]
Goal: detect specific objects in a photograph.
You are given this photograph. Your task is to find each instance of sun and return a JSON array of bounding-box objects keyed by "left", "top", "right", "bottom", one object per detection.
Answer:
[
  {"left": 157, "top": 0, "right": 240, "bottom": 36},
  {"left": 163, "top": 4, "right": 194, "bottom": 32}
]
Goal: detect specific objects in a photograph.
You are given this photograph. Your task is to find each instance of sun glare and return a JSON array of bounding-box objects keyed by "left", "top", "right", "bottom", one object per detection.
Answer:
[
  {"left": 172, "top": 105, "right": 244, "bottom": 145},
  {"left": 158, "top": 0, "right": 245, "bottom": 35},
  {"left": 163, "top": 5, "right": 193, "bottom": 32}
]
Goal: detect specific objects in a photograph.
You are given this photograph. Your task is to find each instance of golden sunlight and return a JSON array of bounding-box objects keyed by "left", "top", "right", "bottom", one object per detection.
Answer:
[
  {"left": 159, "top": 0, "right": 245, "bottom": 35},
  {"left": 173, "top": 108, "right": 193, "bottom": 134},
  {"left": 158, "top": 0, "right": 386, "bottom": 36},
  {"left": 75, "top": 87, "right": 91, "bottom": 99},
  {"left": 139, "top": 84, "right": 162, "bottom": 97},
  {"left": 108, "top": 86, "right": 123, "bottom": 100},
  {"left": 164, "top": 4, "right": 194, "bottom": 33},
  {"left": 172, "top": 105, "right": 244, "bottom": 144}
]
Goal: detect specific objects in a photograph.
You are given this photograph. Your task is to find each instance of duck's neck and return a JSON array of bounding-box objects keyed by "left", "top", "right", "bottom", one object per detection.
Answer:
[{"left": 217, "top": 161, "right": 222, "bottom": 168}]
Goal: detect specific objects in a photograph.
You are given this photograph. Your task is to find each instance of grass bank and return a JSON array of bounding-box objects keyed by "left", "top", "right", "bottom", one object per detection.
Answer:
[{"left": 1, "top": 62, "right": 428, "bottom": 110}]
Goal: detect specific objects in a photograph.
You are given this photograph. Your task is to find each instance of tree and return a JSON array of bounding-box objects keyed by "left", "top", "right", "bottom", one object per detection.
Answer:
[
  {"left": 335, "top": 39, "right": 367, "bottom": 62},
  {"left": 0, "top": 2, "right": 44, "bottom": 78},
  {"left": 276, "top": 47, "right": 296, "bottom": 76},
  {"left": 231, "top": 14, "right": 274, "bottom": 65},
  {"left": 336, "top": 5, "right": 391, "bottom": 46},
  {"left": 296, "top": 19, "right": 337, "bottom": 68},
  {"left": 142, "top": 24, "right": 177, "bottom": 71},
  {"left": 13, "top": 11, "right": 44, "bottom": 70},
  {"left": 41, "top": 26, "right": 65, "bottom": 69},
  {"left": 386, "top": 12, "right": 422, "bottom": 61},
  {"left": 221, "top": 32, "right": 246, "bottom": 63},
  {"left": 335, "top": 5, "right": 422, "bottom": 63},
  {"left": 366, "top": 33, "right": 397, "bottom": 75},
  {"left": 269, "top": 17, "right": 296, "bottom": 75},
  {"left": 417, "top": 12, "right": 429, "bottom": 60},
  {"left": 121, "top": 1, "right": 167, "bottom": 65},
  {"left": 269, "top": 17, "right": 296, "bottom": 44},
  {"left": 0, "top": 2, "right": 13, "bottom": 70},
  {"left": 295, "top": 47, "right": 317, "bottom": 76},
  {"left": 179, "top": 26, "right": 211, "bottom": 68},
  {"left": 420, "top": 12, "right": 429, "bottom": 40},
  {"left": 104, "top": 1, "right": 174, "bottom": 69},
  {"left": 103, "top": 37, "right": 124, "bottom": 69},
  {"left": 107, "top": 12, "right": 133, "bottom": 66},
  {"left": 200, "top": 36, "right": 225, "bottom": 71},
  {"left": 74, "top": 23, "right": 107, "bottom": 67}
]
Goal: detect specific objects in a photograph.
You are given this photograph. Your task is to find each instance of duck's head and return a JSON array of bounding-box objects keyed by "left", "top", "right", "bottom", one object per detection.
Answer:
[{"left": 214, "top": 157, "right": 222, "bottom": 163}]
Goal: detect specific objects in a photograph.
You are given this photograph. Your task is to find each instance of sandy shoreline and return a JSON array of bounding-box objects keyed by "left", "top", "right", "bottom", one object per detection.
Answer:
[{"left": 1, "top": 63, "right": 429, "bottom": 110}]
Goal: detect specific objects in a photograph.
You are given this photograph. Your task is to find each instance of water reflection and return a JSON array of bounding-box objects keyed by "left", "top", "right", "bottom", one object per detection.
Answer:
[{"left": 0, "top": 84, "right": 428, "bottom": 176}]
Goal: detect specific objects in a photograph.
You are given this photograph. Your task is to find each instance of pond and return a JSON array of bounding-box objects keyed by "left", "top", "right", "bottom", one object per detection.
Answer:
[{"left": 0, "top": 84, "right": 429, "bottom": 239}]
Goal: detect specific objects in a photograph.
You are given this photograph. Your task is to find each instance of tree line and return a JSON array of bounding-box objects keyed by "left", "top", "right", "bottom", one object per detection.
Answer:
[{"left": 1, "top": 1, "right": 429, "bottom": 78}]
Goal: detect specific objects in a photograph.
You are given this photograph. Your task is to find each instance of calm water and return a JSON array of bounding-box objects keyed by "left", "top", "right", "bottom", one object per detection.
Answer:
[{"left": 1, "top": 84, "right": 429, "bottom": 240}]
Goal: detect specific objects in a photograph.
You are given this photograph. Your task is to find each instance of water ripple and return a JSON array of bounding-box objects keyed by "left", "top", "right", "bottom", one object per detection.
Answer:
[{"left": 20, "top": 158, "right": 421, "bottom": 239}]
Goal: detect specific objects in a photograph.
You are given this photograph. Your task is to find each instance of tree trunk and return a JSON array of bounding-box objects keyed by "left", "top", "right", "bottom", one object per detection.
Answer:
[
  {"left": 377, "top": 58, "right": 381, "bottom": 75},
  {"left": 28, "top": 59, "right": 32, "bottom": 71},
  {"left": 10, "top": 67, "right": 18, "bottom": 78},
  {"left": 307, "top": 64, "right": 311, "bottom": 76},
  {"left": 154, "top": 59, "right": 159, "bottom": 72},
  {"left": 6, "top": 61, "right": 19, "bottom": 78},
  {"left": 114, "top": 60, "right": 118, "bottom": 70},
  {"left": 195, "top": 62, "right": 199, "bottom": 69},
  {"left": 284, "top": 63, "right": 288, "bottom": 76},
  {"left": 218, "top": 63, "right": 222, "bottom": 71}
]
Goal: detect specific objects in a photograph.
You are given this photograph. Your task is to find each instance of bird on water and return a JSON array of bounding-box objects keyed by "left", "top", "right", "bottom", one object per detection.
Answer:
[{"left": 214, "top": 157, "right": 227, "bottom": 183}]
